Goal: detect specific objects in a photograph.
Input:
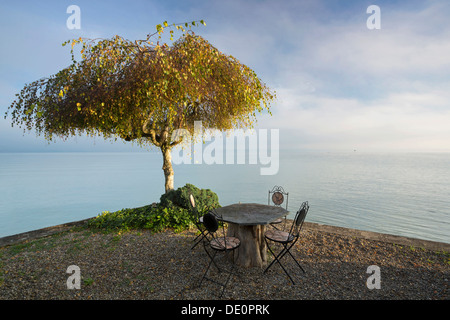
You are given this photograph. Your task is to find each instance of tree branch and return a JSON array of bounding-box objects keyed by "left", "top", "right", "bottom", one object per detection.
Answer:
[{"left": 170, "top": 135, "right": 183, "bottom": 147}]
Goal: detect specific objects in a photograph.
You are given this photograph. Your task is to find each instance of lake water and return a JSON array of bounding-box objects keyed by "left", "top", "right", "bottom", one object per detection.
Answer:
[{"left": 0, "top": 151, "right": 449, "bottom": 244}]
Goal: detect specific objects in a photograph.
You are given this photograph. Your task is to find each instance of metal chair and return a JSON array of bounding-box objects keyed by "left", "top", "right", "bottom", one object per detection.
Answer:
[
  {"left": 268, "top": 185, "right": 289, "bottom": 229},
  {"left": 199, "top": 209, "right": 241, "bottom": 298},
  {"left": 264, "top": 201, "right": 309, "bottom": 284},
  {"left": 190, "top": 194, "right": 210, "bottom": 250}
]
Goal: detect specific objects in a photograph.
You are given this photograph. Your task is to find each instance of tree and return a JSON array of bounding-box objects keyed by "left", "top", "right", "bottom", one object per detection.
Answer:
[{"left": 5, "top": 21, "right": 275, "bottom": 193}]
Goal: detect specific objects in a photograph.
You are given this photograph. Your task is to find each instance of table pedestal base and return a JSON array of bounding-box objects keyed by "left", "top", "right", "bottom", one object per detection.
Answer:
[{"left": 226, "top": 223, "right": 267, "bottom": 268}]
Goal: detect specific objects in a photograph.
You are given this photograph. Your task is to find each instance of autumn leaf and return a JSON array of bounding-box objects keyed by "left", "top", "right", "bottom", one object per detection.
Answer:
[{"left": 5, "top": 20, "right": 275, "bottom": 193}]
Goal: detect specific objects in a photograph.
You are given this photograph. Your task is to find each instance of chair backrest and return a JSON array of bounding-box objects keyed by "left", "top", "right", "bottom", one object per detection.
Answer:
[
  {"left": 268, "top": 185, "right": 289, "bottom": 210},
  {"left": 189, "top": 193, "right": 201, "bottom": 218},
  {"left": 202, "top": 211, "right": 219, "bottom": 233},
  {"left": 189, "top": 194, "right": 196, "bottom": 210},
  {"left": 202, "top": 209, "right": 234, "bottom": 250},
  {"left": 289, "top": 201, "right": 309, "bottom": 237},
  {"left": 189, "top": 194, "right": 205, "bottom": 231}
]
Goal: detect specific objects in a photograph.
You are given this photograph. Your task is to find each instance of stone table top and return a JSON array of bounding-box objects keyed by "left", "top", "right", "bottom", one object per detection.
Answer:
[{"left": 214, "top": 203, "right": 289, "bottom": 226}]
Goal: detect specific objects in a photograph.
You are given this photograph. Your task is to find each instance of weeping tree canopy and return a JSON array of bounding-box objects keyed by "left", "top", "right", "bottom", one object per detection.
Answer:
[{"left": 6, "top": 21, "right": 275, "bottom": 193}]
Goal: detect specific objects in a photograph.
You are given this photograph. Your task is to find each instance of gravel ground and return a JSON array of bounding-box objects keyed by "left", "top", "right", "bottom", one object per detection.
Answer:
[{"left": 0, "top": 225, "right": 448, "bottom": 300}]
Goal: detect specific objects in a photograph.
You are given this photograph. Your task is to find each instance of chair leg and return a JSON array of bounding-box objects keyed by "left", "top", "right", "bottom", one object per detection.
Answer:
[
  {"left": 269, "top": 216, "right": 288, "bottom": 231},
  {"left": 264, "top": 238, "right": 290, "bottom": 272},
  {"left": 269, "top": 223, "right": 280, "bottom": 230},
  {"left": 265, "top": 244, "right": 295, "bottom": 284},
  {"left": 191, "top": 231, "right": 207, "bottom": 249},
  {"left": 219, "top": 262, "right": 235, "bottom": 298},
  {"left": 264, "top": 239, "right": 288, "bottom": 275},
  {"left": 202, "top": 242, "right": 221, "bottom": 272},
  {"left": 199, "top": 250, "right": 218, "bottom": 287},
  {"left": 285, "top": 247, "right": 305, "bottom": 273},
  {"left": 264, "top": 240, "right": 304, "bottom": 285},
  {"left": 200, "top": 249, "right": 237, "bottom": 298},
  {"left": 264, "top": 239, "right": 280, "bottom": 273},
  {"left": 275, "top": 241, "right": 305, "bottom": 274}
]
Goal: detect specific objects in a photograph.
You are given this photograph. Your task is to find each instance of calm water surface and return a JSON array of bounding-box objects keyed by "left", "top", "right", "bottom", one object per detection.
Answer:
[{"left": 0, "top": 151, "right": 449, "bottom": 243}]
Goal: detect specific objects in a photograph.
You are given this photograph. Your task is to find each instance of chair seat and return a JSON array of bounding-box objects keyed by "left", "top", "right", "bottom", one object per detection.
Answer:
[
  {"left": 270, "top": 218, "right": 283, "bottom": 224},
  {"left": 265, "top": 229, "right": 294, "bottom": 243},
  {"left": 210, "top": 237, "right": 241, "bottom": 250}
]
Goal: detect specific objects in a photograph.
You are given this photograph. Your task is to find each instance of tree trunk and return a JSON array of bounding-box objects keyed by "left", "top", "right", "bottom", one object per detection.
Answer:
[
  {"left": 226, "top": 223, "right": 268, "bottom": 268},
  {"left": 161, "top": 146, "right": 174, "bottom": 193}
]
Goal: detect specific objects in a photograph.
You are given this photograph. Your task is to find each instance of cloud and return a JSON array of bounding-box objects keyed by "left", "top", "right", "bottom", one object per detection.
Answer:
[
  {"left": 1, "top": 0, "right": 449, "bottom": 152},
  {"left": 246, "top": 1, "right": 450, "bottom": 152},
  {"left": 268, "top": 1, "right": 450, "bottom": 92},
  {"left": 260, "top": 86, "right": 450, "bottom": 151}
]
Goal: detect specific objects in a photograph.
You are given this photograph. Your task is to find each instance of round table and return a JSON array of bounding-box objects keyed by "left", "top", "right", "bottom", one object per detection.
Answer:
[{"left": 214, "top": 203, "right": 289, "bottom": 268}]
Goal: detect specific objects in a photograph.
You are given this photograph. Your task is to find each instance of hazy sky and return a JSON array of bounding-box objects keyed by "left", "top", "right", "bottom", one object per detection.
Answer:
[{"left": 1, "top": 0, "right": 449, "bottom": 152}]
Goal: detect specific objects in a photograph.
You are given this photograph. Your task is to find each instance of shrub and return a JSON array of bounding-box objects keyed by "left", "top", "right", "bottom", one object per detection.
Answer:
[
  {"left": 87, "top": 184, "right": 220, "bottom": 233},
  {"left": 160, "top": 183, "right": 220, "bottom": 213},
  {"left": 143, "top": 205, "right": 194, "bottom": 233},
  {"left": 87, "top": 205, "right": 154, "bottom": 232}
]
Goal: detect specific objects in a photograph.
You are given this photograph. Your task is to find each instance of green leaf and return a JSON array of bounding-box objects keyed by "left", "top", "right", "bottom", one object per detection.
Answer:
[{"left": 7, "top": 23, "right": 276, "bottom": 186}]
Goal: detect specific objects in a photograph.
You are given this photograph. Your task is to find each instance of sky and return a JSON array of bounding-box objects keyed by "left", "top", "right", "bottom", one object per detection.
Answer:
[{"left": 1, "top": 0, "right": 449, "bottom": 153}]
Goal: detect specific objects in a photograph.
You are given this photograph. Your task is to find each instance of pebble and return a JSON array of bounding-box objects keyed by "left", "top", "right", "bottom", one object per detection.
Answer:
[{"left": 0, "top": 227, "right": 448, "bottom": 300}]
